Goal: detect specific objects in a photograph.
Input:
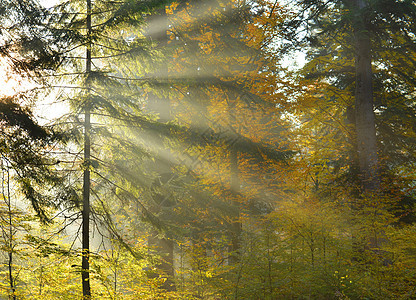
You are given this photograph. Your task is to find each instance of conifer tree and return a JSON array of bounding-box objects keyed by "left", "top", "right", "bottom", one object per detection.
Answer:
[
  {"left": 284, "top": 0, "right": 416, "bottom": 195},
  {"left": 286, "top": 0, "right": 416, "bottom": 271},
  {"left": 0, "top": 2, "right": 76, "bottom": 297},
  {"left": 0, "top": 0, "right": 70, "bottom": 222},
  {"left": 42, "top": 0, "right": 181, "bottom": 297}
]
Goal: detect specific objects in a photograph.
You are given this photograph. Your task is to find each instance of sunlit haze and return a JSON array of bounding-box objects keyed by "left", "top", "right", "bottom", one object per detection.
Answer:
[{"left": 0, "top": 0, "right": 414, "bottom": 299}]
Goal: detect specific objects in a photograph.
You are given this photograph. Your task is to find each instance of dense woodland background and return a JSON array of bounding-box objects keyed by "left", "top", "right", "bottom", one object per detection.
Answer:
[{"left": 0, "top": 0, "right": 416, "bottom": 298}]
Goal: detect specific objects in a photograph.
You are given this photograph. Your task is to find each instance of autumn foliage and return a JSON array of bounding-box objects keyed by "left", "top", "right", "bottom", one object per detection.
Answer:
[{"left": 0, "top": 0, "right": 415, "bottom": 299}]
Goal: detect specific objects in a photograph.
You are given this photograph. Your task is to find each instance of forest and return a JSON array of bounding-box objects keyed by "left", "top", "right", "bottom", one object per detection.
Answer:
[{"left": 0, "top": 0, "right": 415, "bottom": 299}]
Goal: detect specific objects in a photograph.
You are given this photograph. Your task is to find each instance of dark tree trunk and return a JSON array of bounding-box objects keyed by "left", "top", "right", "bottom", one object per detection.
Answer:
[
  {"left": 4, "top": 166, "right": 16, "bottom": 300},
  {"left": 353, "top": 0, "right": 380, "bottom": 194},
  {"left": 351, "top": 0, "right": 388, "bottom": 255},
  {"left": 82, "top": 0, "right": 92, "bottom": 297}
]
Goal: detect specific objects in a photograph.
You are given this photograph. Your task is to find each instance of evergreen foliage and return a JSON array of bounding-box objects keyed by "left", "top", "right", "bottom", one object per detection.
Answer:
[{"left": 0, "top": 0, "right": 415, "bottom": 298}]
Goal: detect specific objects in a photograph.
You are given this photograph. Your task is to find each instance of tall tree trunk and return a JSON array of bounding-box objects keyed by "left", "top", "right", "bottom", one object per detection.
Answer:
[
  {"left": 2, "top": 163, "right": 16, "bottom": 300},
  {"left": 353, "top": 0, "right": 380, "bottom": 193},
  {"left": 82, "top": 0, "right": 92, "bottom": 297},
  {"left": 7, "top": 169, "right": 15, "bottom": 300},
  {"left": 352, "top": 0, "right": 387, "bottom": 255}
]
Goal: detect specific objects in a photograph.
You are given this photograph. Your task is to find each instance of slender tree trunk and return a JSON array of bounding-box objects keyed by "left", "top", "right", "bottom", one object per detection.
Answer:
[
  {"left": 353, "top": 0, "right": 380, "bottom": 193},
  {"left": 3, "top": 165, "right": 16, "bottom": 300},
  {"left": 82, "top": 0, "right": 92, "bottom": 297}
]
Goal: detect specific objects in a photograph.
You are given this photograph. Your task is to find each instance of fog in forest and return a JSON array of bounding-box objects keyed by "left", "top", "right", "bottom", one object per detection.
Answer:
[{"left": 0, "top": 0, "right": 415, "bottom": 299}]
